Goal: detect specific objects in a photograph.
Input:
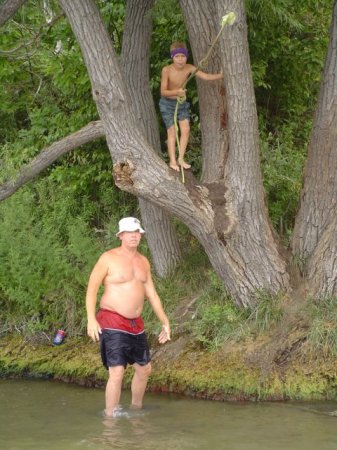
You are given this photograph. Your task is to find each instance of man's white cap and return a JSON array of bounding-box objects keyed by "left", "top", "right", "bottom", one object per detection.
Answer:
[{"left": 116, "top": 217, "right": 145, "bottom": 237}]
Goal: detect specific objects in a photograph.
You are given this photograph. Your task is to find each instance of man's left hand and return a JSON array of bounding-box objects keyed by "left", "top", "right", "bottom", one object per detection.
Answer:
[{"left": 158, "top": 324, "right": 171, "bottom": 344}]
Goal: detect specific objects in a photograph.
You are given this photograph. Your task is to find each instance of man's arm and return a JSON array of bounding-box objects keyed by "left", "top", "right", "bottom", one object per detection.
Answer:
[
  {"left": 144, "top": 260, "right": 171, "bottom": 344},
  {"left": 85, "top": 253, "right": 108, "bottom": 342}
]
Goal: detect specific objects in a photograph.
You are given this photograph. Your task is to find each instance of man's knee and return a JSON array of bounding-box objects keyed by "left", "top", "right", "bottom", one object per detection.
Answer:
[
  {"left": 135, "top": 362, "right": 152, "bottom": 378},
  {"left": 108, "top": 365, "right": 125, "bottom": 382}
]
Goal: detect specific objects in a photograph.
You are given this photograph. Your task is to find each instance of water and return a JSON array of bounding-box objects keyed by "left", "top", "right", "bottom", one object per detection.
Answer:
[{"left": 0, "top": 379, "right": 337, "bottom": 449}]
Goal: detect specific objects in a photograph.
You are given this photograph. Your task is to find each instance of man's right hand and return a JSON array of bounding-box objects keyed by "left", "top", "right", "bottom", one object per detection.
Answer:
[{"left": 87, "top": 319, "right": 102, "bottom": 342}]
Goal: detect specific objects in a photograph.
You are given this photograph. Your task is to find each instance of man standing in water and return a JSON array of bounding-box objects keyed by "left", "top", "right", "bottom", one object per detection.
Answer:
[{"left": 86, "top": 217, "right": 171, "bottom": 417}]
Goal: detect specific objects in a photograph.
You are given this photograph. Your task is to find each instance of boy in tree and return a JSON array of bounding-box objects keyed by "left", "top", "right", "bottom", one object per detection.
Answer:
[{"left": 159, "top": 41, "right": 223, "bottom": 171}]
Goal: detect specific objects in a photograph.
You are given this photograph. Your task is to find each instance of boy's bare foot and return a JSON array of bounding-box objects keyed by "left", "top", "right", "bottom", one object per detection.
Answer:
[
  {"left": 178, "top": 160, "right": 191, "bottom": 170},
  {"left": 169, "top": 163, "right": 180, "bottom": 171}
]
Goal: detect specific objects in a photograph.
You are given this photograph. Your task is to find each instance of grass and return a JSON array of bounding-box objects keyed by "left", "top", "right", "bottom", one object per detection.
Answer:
[
  {"left": 249, "top": 289, "right": 285, "bottom": 332},
  {"left": 306, "top": 296, "right": 337, "bottom": 357}
]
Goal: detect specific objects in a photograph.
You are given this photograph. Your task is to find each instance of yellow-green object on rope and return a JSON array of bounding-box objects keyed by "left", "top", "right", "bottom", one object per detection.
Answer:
[{"left": 173, "top": 11, "right": 236, "bottom": 183}]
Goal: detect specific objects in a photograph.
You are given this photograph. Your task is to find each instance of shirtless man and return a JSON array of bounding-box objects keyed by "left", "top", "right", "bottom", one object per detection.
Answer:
[
  {"left": 86, "top": 217, "right": 171, "bottom": 417},
  {"left": 159, "top": 41, "right": 223, "bottom": 171}
]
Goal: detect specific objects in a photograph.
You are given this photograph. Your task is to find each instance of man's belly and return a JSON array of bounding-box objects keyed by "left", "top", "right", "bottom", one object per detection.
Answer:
[{"left": 99, "top": 293, "right": 144, "bottom": 318}]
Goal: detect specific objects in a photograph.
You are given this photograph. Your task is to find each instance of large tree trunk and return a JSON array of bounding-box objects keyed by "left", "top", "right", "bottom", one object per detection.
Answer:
[
  {"left": 307, "top": 216, "right": 337, "bottom": 296},
  {"left": 181, "top": 0, "right": 289, "bottom": 303},
  {"left": 209, "top": 0, "right": 290, "bottom": 303},
  {"left": 292, "top": 2, "right": 337, "bottom": 260},
  {"left": 59, "top": 0, "right": 289, "bottom": 307},
  {"left": 121, "top": 0, "right": 181, "bottom": 277},
  {"left": 180, "top": 0, "right": 228, "bottom": 183},
  {"left": 293, "top": 2, "right": 337, "bottom": 297}
]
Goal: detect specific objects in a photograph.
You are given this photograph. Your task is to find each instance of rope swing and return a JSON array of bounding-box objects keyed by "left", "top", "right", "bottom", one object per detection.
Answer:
[{"left": 174, "top": 12, "right": 236, "bottom": 183}]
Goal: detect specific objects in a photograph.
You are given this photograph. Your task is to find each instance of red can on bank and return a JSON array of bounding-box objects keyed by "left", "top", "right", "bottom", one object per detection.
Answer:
[{"left": 53, "top": 330, "right": 66, "bottom": 345}]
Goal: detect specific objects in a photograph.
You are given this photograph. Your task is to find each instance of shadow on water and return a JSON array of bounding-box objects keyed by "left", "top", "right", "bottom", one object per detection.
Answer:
[{"left": 1, "top": 379, "right": 337, "bottom": 450}]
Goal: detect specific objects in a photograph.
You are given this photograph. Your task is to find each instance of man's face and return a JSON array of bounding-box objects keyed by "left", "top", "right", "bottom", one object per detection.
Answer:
[
  {"left": 173, "top": 53, "right": 187, "bottom": 67},
  {"left": 119, "top": 230, "right": 142, "bottom": 247}
]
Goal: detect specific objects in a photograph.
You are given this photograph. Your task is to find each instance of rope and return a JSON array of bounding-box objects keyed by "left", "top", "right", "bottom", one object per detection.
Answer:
[{"left": 173, "top": 12, "right": 236, "bottom": 183}]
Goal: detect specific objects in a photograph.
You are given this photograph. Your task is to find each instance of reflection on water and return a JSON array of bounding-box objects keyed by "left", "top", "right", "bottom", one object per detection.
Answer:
[{"left": 0, "top": 379, "right": 337, "bottom": 449}]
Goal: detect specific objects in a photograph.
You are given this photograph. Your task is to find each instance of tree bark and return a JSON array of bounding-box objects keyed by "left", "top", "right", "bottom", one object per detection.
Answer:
[
  {"left": 211, "top": 0, "right": 290, "bottom": 303},
  {"left": 58, "top": 0, "right": 290, "bottom": 306},
  {"left": 292, "top": 2, "right": 337, "bottom": 260},
  {"left": 307, "top": 216, "right": 337, "bottom": 297},
  {"left": 292, "top": 2, "right": 337, "bottom": 297},
  {"left": 180, "top": 0, "right": 228, "bottom": 183},
  {"left": 121, "top": 0, "right": 181, "bottom": 277}
]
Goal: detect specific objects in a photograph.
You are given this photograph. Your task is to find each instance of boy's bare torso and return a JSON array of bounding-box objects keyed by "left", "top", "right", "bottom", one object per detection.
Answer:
[
  {"left": 99, "top": 249, "right": 148, "bottom": 319},
  {"left": 162, "top": 63, "right": 194, "bottom": 97}
]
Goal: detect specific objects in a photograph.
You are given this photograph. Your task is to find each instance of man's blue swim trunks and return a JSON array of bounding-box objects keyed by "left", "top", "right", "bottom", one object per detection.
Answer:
[
  {"left": 159, "top": 97, "right": 190, "bottom": 129},
  {"left": 96, "top": 309, "right": 151, "bottom": 369}
]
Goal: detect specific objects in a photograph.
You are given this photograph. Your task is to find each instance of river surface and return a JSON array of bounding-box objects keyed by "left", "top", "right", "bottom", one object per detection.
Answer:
[{"left": 1, "top": 379, "right": 337, "bottom": 449}]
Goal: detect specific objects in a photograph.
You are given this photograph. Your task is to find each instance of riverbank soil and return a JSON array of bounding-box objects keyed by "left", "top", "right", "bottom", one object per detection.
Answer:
[{"left": 1, "top": 308, "right": 337, "bottom": 401}]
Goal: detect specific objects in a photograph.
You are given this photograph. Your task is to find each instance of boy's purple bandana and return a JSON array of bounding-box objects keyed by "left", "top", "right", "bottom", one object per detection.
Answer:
[{"left": 170, "top": 48, "right": 189, "bottom": 58}]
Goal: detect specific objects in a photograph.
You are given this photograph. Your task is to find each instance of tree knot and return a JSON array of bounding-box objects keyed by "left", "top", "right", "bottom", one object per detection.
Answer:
[{"left": 112, "top": 160, "right": 135, "bottom": 187}]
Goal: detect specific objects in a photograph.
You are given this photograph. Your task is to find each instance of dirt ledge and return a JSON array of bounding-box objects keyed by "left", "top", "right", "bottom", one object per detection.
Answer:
[{"left": 1, "top": 333, "right": 337, "bottom": 402}]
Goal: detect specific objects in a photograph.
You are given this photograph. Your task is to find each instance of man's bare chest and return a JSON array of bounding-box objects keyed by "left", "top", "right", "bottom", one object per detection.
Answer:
[{"left": 105, "top": 261, "right": 147, "bottom": 285}]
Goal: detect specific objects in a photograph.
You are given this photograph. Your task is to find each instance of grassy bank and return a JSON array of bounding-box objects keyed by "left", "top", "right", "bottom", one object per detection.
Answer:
[{"left": 1, "top": 332, "right": 337, "bottom": 402}]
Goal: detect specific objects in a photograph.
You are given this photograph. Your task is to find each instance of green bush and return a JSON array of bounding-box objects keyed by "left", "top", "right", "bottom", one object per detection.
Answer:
[
  {"left": 189, "top": 271, "right": 250, "bottom": 350},
  {"left": 260, "top": 125, "right": 306, "bottom": 238},
  {"left": 0, "top": 174, "right": 137, "bottom": 336}
]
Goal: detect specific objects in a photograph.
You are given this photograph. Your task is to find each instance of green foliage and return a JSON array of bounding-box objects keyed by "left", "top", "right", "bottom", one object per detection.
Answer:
[
  {"left": 0, "top": 174, "right": 137, "bottom": 336},
  {"left": 247, "top": 0, "right": 330, "bottom": 140},
  {"left": 99, "top": 0, "right": 125, "bottom": 51},
  {"left": 307, "top": 296, "right": 337, "bottom": 357},
  {"left": 142, "top": 236, "right": 212, "bottom": 338},
  {"left": 150, "top": 0, "right": 188, "bottom": 95},
  {"left": 189, "top": 271, "right": 250, "bottom": 350},
  {"left": 248, "top": 1, "right": 330, "bottom": 235},
  {"left": 0, "top": 2, "right": 87, "bottom": 139},
  {"left": 189, "top": 280, "right": 285, "bottom": 350},
  {"left": 0, "top": 0, "right": 100, "bottom": 178},
  {"left": 260, "top": 125, "right": 306, "bottom": 237}
]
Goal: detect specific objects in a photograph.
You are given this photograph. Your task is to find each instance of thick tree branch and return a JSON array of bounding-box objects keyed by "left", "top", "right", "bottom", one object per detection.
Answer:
[
  {"left": 0, "top": 0, "right": 27, "bottom": 27},
  {"left": 0, "top": 121, "right": 104, "bottom": 201}
]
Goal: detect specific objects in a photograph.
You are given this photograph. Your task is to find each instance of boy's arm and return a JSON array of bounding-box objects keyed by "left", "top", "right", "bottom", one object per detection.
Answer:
[
  {"left": 160, "top": 66, "right": 186, "bottom": 98},
  {"left": 144, "top": 260, "right": 171, "bottom": 344},
  {"left": 195, "top": 67, "right": 223, "bottom": 81},
  {"left": 85, "top": 254, "right": 108, "bottom": 342}
]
